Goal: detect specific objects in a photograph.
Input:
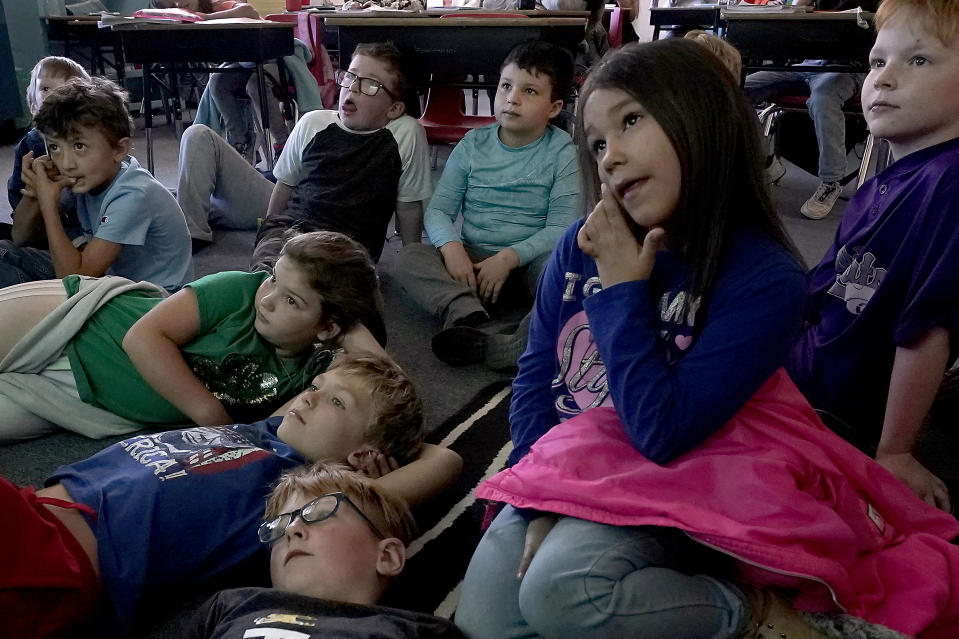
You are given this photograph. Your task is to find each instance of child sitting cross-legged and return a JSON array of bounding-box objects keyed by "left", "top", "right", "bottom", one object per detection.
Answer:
[
  {"left": 395, "top": 40, "right": 581, "bottom": 370},
  {"left": 24, "top": 77, "right": 193, "bottom": 292},
  {"left": 0, "top": 353, "right": 463, "bottom": 638},
  {"left": 187, "top": 463, "right": 466, "bottom": 639},
  {"left": 0, "top": 230, "right": 381, "bottom": 443},
  {"left": 1, "top": 56, "right": 89, "bottom": 289}
]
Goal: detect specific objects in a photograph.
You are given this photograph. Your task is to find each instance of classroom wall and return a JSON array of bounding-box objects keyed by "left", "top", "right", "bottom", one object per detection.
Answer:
[{"left": 0, "top": 0, "right": 47, "bottom": 125}]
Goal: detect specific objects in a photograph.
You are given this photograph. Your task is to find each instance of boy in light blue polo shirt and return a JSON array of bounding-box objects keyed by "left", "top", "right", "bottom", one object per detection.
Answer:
[
  {"left": 396, "top": 41, "right": 581, "bottom": 369},
  {"left": 28, "top": 77, "right": 192, "bottom": 292}
]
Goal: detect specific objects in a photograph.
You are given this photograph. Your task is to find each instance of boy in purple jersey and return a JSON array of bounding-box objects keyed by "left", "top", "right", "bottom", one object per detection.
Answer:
[{"left": 787, "top": 0, "right": 959, "bottom": 511}]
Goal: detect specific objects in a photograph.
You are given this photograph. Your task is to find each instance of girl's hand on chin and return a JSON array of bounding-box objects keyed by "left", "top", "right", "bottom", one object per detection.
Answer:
[{"left": 578, "top": 184, "right": 665, "bottom": 287}]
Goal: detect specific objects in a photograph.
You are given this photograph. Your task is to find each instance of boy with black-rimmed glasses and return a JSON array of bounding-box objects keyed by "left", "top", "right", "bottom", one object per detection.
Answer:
[
  {"left": 186, "top": 463, "right": 465, "bottom": 639},
  {"left": 174, "top": 42, "right": 432, "bottom": 263}
]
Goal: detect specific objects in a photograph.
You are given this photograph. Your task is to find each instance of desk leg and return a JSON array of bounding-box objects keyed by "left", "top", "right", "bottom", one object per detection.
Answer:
[
  {"left": 143, "top": 67, "right": 154, "bottom": 175},
  {"left": 114, "top": 43, "right": 126, "bottom": 86},
  {"left": 168, "top": 65, "right": 184, "bottom": 140},
  {"left": 255, "top": 62, "right": 274, "bottom": 171}
]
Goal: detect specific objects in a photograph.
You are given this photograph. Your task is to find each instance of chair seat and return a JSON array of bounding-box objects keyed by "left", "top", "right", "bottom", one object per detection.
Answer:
[{"left": 420, "top": 86, "right": 495, "bottom": 146}]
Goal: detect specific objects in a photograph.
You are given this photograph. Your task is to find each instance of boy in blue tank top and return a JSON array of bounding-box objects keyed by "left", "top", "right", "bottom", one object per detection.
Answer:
[{"left": 787, "top": 0, "right": 959, "bottom": 512}]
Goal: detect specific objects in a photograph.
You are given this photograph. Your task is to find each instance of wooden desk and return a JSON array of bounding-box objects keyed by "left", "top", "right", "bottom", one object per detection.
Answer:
[
  {"left": 649, "top": 5, "right": 722, "bottom": 40},
  {"left": 722, "top": 8, "right": 876, "bottom": 73},
  {"left": 112, "top": 20, "right": 294, "bottom": 173},
  {"left": 325, "top": 16, "right": 586, "bottom": 83},
  {"left": 44, "top": 15, "right": 126, "bottom": 82}
]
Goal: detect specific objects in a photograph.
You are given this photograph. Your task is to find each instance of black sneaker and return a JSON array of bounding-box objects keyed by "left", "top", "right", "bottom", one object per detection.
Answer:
[{"left": 431, "top": 326, "right": 487, "bottom": 367}]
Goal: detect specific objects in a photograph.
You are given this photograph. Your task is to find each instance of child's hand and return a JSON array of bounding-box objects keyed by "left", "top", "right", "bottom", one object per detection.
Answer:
[
  {"left": 578, "top": 184, "right": 665, "bottom": 287},
  {"left": 31, "top": 155, "right": 74, "bottom": 209},
  {"left": 473, "top": 248, "right": 518, "bottom": 304},
  {"left": 349, "top": 449, "right": 400, "bottom": 479},
  {"left": 440, "top": 242, "right": 478, "bottom": 296},
  {"left": 517, "top": 513, "right": 558, "bottom": 579},
  {"left": 19, "top": 151, "right": 40, "bottom": 199},
  {"left": 876, "top": 451, "right": 951, "bottom": 512}
]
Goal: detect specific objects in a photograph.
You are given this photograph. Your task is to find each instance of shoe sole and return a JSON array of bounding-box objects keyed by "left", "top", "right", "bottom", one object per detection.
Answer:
[
  {"left": 800, "top": 206, "right": 832, "bottom": 220},
  {"left": 431, "top": 326, "right": 487, "bottom": 367},
  {"left": 766, "top": 165, "right": 787, "bottom": 185}
]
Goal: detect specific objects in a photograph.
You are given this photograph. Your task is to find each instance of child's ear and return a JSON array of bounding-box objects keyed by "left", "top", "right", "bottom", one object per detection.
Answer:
[
  {"left": 548, "top": 99, "right": 564, "bottom": 121},
  {"left": 316, "top": 321, "right": 341, "bottom": 344},
  {"left": 386, "top": 99, "right": 406, "bottom": 121},
  {"left": 112, "top": 137, "right": 132, "bottom": 162},
  {"left": 346, "top": 445, "right": 379, "bottom": 471},
  {"left": 375, "top": 537, "right": 406, "bottom": 577}
]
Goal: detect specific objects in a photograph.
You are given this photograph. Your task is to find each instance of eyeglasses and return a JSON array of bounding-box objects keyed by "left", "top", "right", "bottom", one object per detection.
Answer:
[
  {"left": 258, "top": 492, "right": 385, "bottom": 545},
  {"left": 335, "top": 70, "right": 397, "bottom": 100}
]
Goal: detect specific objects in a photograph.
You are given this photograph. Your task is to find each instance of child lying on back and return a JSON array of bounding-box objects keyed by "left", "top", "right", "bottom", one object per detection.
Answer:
[{"left": 0, "top": 353, "right": 462, "bottom": 638}]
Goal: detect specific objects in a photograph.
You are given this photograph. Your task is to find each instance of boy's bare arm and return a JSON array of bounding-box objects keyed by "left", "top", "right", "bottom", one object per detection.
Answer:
[
  {"left": 266, "top": 182, "right": 294, "bottom": 219},
  {"left": 339, "top": 322, "right": 390, "bottom": 360},
  {"left": 373, "top": 443, "right": 463, "bottom": 507},
  {"left": 876, "top": 325, "right": 951, "bottom": 511},
  {"left": 11, "top": 196, "right": 45, "bottom": 246},
  {"left": 123, "top": 288, "right": 234, "bottom": 426},
  {"left": 12, "top": 151, "right": 45, "bottom": 246},
  {"left": 395, "top": 200, "right": 424, "bottom": 246}
]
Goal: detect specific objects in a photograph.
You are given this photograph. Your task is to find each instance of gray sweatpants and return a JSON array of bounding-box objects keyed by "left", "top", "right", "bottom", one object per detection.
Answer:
[
  {"left": 395, "top": 242, "right": 548, "bottom": 329},
  {"left": 176, "top": 124, "right": 274, "bottom": 242}
]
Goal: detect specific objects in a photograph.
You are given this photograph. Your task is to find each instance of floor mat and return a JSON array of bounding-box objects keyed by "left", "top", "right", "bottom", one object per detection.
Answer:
[{"left": 384, "top": 381, "right": 513, "bottom": 618}]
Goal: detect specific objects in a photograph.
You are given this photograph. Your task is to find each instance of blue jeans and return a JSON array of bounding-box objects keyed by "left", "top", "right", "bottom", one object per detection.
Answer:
[
  {"left": 745, "top": 70, "right": 864, "bottom": 183},
  {"left": 0, "top": 241, "right": 55, "bottom": 289},
  {"left": 208, "top": 62, "right": 288, "bottom": 152},
  {"left": 455, "top": 506, "right": 748, "bottom": 639}
]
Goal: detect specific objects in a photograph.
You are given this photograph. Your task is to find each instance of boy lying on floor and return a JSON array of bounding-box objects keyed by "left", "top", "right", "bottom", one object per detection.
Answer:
[
  {"left": 0, "top": 353, "right": 462, "bottom": 638},
  {"left": 187, "top": 462, "right": 464, "bottom": 638}
]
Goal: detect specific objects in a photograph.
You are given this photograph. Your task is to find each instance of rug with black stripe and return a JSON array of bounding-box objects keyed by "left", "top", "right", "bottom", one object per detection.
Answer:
[{"left": 383, "top": 381, "right": 513, "bottom": 618}]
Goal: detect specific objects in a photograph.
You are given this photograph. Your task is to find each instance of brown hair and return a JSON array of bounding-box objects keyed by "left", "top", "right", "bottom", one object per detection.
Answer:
[
  {"left": 352, "top": 42, "right": 410, "bottom": 102},
  {"left": 33, "top": 76, "right": 132, "bottom": 146},
  {"left": 875, "top": 0, "right": 959, "bottom": 46},
  {"left": 26, "top": 56, "right": 89, "bottom": 115},
  {"left": 684, "top": 30, "right": 742, "bottom": 81},
  {"left": 265, "top": 462, "right": 417, "bottom": 546},
  {"left": 502, "top": 40, "right": 575, "bottom": 103},
  {"left": 327, "top": 353, "right": 424, "bottom": 465},
  {"left": 279, "top": 231, "right": 379, "bottom": 340}
]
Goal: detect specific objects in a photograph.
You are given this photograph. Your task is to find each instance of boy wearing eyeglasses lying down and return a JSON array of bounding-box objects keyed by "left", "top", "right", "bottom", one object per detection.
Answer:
[
  {"left": 174, "top": 41, "right": 431, "bottom": 265},
  {"left": 0, "top": 353, "right": 462, "bottom": 638},
  {"left": 187, "top": 462, "right": 465, "bottom": 638}
]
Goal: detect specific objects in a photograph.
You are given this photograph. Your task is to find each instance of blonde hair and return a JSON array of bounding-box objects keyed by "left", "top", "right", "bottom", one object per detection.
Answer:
[
  {"left": 876, "top": 0, "right": 959, "bottom": 46},
  {"left": 684, "top": 30, "right": 742, "bottom": 81},
  {"left": 26, "top": 56, "right": 89, "bottom": 115},
  {"left": 327, "top": 353, "right": 424, "bottom": 465},
  {"left": 264, "top": 462, "right": 417, "bottom": 546}
]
